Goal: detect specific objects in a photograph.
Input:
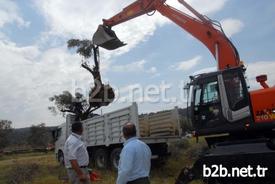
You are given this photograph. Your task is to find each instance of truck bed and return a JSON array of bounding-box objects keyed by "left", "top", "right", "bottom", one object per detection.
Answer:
[{"left": 71, "top": 103, "right": 182, "bottom": 147}]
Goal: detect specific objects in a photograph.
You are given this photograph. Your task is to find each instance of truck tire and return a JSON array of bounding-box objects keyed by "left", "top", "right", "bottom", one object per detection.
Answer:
[
  {"left": 58, "top": 150, "right": 64, "bottom": 166},
  {"left": 110, "top": 148, "right": 122, "bottom": 170},
  {"left": 94, "top": 149, "right": 108, "bottom": 169}
]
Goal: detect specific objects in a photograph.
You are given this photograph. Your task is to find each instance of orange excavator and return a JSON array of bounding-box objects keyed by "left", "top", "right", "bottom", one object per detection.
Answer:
[{"left": 92, "top": 0, "right": 275, "bottom": 183}]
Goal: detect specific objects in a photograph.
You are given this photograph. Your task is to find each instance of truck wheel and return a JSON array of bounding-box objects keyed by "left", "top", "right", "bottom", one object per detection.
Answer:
[
  {"left": 110, "top": 148, "right": 122, "bottom": 170},
  {"left": 94, "top": 149, "right": 108, "bottom": 169},
  {"left": 58, "top": 151, "right": 64, "bottom": 166}
]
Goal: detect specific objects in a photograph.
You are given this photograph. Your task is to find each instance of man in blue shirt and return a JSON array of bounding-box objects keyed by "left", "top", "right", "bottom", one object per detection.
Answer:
[{"left": 117, "top": 123, "right": 152, "bottom": 184}]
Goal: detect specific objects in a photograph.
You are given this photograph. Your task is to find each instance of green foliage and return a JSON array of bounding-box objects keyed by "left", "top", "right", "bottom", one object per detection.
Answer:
[
  {"left": 0, "top": 120, "right": 12, "bottom": 149},
  {"left": 27, "top": 123, "right": 51, "bottom": 148},
  {"left": 48, "top": 91, "right": 74, "bottom": 115},
  {"left": 48, "top": 91, "right": 93, "bottom": 121},
  {"left": 67, "top": 39, "right": 94, "bottom": 58}
]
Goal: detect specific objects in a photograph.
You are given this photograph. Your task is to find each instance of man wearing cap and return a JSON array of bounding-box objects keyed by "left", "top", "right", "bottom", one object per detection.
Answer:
[{"left": 117, "top": 123, "right": 152, "bottom": 184}]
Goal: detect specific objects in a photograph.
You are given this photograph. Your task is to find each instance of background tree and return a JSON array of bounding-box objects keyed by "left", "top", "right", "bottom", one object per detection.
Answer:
[
  {"left": 49, "top": 39, "right": 115, "bottom": 121},
  {"left": 0, "top": 120, "right": 13, "bottom": 150},
  {"left": 27, "top": 123, "right": 51, "bottom": 148}
]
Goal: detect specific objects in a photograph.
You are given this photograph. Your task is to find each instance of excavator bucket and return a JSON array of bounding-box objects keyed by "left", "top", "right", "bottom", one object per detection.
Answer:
[{"left": 92, "top": 25, "right": 126, "bottom": 50}]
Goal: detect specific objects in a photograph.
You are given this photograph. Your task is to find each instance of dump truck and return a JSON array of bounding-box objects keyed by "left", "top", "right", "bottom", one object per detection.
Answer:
[{"left": 53, "top": 102, "right": 183, "bottom": 169}]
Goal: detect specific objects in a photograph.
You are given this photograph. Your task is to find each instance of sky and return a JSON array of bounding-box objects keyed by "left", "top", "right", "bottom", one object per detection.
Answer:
[{"left": 0, "top": 0, "right": 275, "bottom": 128}]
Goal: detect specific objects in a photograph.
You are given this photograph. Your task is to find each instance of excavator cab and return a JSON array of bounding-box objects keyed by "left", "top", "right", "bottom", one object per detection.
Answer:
[
  {"left": 92, "top": 25, "right": 126, "bottom": 50},
  {"left": 187, "top": 67, "right": 251, "bottom": 136}
]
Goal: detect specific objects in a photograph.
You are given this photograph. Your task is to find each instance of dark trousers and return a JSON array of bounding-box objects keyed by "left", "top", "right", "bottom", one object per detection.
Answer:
[{"left": 127, "top": 177, "right": 150, "bottom": 184}]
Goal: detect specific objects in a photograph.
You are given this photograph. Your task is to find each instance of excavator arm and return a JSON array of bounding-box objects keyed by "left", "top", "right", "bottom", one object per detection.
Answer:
[{"left": 93, "top": 0, "right": 241, "bottom": 70}]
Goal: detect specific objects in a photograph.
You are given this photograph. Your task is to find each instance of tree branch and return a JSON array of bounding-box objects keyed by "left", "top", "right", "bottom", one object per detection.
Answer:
[
  {"left": 60, "top": 109, "right": 75, "bottom": 113},
  {"left": 88, "top": 107, "right": 100, "bottom": 114},
  {"left": 81, "top": 63, "right": 94, "bottom": 74}
]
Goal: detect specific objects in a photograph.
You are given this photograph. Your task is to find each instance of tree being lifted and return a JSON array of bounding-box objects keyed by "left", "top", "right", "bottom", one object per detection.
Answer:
[{"left": 48, "top": 39, "right": 115, "bottom": 121}]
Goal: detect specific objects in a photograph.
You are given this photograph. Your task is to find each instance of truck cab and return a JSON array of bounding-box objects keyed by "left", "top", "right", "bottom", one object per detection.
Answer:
[{"left": 52, "top": 123, "right": 67, "bottom": 164}]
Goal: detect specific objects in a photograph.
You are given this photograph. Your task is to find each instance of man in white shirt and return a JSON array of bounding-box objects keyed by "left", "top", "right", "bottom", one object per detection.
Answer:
[
  {"left": 117, "top": 123, "right": 152, "bottom": 184},
  {"left": 64, "top": 122, "right": 91, "bottom": 184}
]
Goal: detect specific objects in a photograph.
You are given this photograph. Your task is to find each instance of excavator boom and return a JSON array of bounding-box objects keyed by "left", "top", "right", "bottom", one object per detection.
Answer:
[
  {"left": 93, "top": 0, "right": 240, "bottom": 70},
  {"left": 92, "top": 1, "right": 275, "bottom": 183}
]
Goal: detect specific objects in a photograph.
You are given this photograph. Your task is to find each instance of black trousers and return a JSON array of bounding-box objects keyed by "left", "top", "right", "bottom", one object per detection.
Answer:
[{"left": 127, "top": 177, "right": 150, "bottom": 184}]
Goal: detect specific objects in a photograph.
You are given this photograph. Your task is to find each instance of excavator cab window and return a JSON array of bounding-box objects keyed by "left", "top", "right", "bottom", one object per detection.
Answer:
[
  {"left": 192, "top": 76, "right": 222, "bottom": 131},
  {"left": 190, "top": 68, "right": 250, "bottom": 135},
  {"left": 202, "top": 81, "right": 219, "bottom": 104},
  {"left": 223, "top": 70, "right": 248, "bottom": 111},
  {"left": 194, "top": 86, "right": 201, "bottom": 107}
]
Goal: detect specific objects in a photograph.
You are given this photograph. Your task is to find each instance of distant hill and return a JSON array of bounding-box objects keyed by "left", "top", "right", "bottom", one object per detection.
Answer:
[{"left": 7, "top": 126, "right": 57, "bottom": 147}]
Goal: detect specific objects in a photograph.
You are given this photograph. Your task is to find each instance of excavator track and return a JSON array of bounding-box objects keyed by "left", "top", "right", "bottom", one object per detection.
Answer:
[{"left": 176, "top": 137, "right": 275, "bottom": 184}]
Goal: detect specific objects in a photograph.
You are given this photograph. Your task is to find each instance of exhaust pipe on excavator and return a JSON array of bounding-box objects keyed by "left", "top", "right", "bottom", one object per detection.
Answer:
[{"left": 92, "top": 25, "right": 126, "bottom": 50}]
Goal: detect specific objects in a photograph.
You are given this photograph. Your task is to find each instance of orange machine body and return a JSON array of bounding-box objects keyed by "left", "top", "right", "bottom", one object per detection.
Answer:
[
  {"left": 250, "top": 86, "right": 275, "bottom": 123},
  {"left": 98, "top": 0, "right": 275, "bottom": 129}
]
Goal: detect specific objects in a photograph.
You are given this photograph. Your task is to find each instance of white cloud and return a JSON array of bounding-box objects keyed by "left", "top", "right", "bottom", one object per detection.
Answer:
[
  {"left": 172, "top": 56, "right": 201, "bottom": 71},
  {"left": 34, "top": 0, "right": 166, "bottom": 51},
  {"left": 31, "top": 0, "right": 230, "bottom": 82},
  {"left": 0, "top": 0, "right": 30, "bottom": 28},
  {"left": 112, "top": 60, "right": 158, "bottom": 75},
  {"left": 170, "top": 0, "right": 228, "bottom": 15},
  {"left": 34, "top": 0, "right": 229, "bottom": 54},
  {"left": 0, "top": 0, "right": 231, "bottom": 128},
  {"left": 221, "top": 18, "right": 244, "bottom": 37},
  {"left": 0, "top": 40, "right": 96, "bottom": 128},
  {"left": 0, "top": 31, "right": 7, "bottom": 40},
  {"left": 119, "top": 83, "right": 142, "bottom": 94},
  {"left": 113, "top": 60, "right": 146, "bottom": 72},
  {"left": 193, "top": 66, "right": 216, "bottom": 75},
  {"left": 148, "top": 67, "right": 157, "bottom": 74}
]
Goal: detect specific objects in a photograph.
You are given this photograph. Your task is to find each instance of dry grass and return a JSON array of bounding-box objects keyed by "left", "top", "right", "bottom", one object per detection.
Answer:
[
  {"left": 0, "top": 138, "right": 206, "bottom": 184},
  {"left": 0, "top": 153, "right": 63, "bottom": 184}
]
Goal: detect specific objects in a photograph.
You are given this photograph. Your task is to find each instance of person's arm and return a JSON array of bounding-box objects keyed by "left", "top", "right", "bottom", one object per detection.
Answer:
[
  {"left": 116, "top": 148, "right": 135, "bottom": 184},
  {"left": 70, "top": 160, "right": 87, "bottom": 182},
  {"left": 68, "top": 144, "right": 88, "bottom": 182}
]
